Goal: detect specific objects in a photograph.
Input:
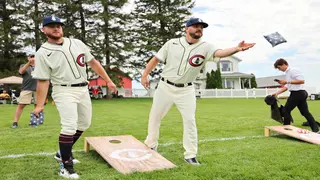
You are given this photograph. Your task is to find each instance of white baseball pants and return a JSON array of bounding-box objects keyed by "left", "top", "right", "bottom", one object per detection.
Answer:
[
  {"left": 52, "top": 86, "right": 92, "bottom": 135},
  {"left": 144, "top": 80, "right": 197, "bottom": 159}
]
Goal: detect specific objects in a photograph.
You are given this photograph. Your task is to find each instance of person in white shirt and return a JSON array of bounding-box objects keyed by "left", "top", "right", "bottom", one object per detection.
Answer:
[
  {"left": 272, "top": 58, "right": 319, "bottom": 133},
  {"left": 141, "top": 17, "right": 255, "bottom": 165}
]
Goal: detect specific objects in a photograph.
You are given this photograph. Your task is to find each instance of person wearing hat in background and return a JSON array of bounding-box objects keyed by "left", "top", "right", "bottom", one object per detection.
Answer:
[
  {"left": 141, "top": 17, "right": 255, "bottom": 165},
  {"left": 32, "top": 15, "right": 117, "bottom": 179},
  {"left": 10, "top": 55, "right": 37, "bottom": 128}
]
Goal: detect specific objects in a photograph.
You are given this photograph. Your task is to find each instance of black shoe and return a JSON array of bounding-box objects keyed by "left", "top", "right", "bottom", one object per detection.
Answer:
[
  {"left": 10, "top": 122, "right": 18, "bottom": 128},
  {"left": 54, "top": 151, "right": 80, "bottom": 164},
  {"left": 58, "top": 160, "right": 79, "bottom": 179},
  {"left": 302, "top": 121, "right": 309, "bottom": 126},
  {"left": 184, "top": 157, "right": 201, "bottom": 166}
]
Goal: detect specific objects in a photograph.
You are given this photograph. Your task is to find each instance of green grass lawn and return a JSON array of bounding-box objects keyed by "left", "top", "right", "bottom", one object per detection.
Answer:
[{"left": 1, "top": 98, "right": 320, "bottom": 180}]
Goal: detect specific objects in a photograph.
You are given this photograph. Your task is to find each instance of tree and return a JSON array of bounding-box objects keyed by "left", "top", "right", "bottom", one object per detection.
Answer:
[
  {"left": 215, "top": 67, "right": 223, "bottom": 89},
  {"left": 130, "top": 0, "right": 194, "bottom": 82},
  {"left": 0, "top": 0, "right": 24, "bottom": 71},
  {"left": 206, "top": 70, "right": 215, "bottom": 89},
  {"left": 250, "top": 73, "right": 257, "bottom": 88}
]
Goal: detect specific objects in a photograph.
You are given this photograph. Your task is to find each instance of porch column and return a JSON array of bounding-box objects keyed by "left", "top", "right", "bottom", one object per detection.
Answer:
[
  {"left": 249, "top": 78, "right": 252, "bottom": 88},
  {"left": 238, "top": 77, "right": 241, "bottom": 89},
  {"left": 224, "top": 78, "right": 227, "bottom": 88}
]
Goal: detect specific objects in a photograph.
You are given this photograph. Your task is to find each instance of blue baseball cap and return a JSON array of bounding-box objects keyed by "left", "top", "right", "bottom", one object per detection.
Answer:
[
  {"left": 42, "top": 16, "right": 64, "bottom": 26},
  {"left": 186, "top": 18, "right": 208, "bottom": 28}
]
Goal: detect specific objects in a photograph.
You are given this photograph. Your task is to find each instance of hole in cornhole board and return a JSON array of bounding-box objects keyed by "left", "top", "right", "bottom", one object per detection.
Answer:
[
  {"left": 84, "top": 135, "right": 176, "bottom": 174},
  {"left": 264, "top": 125, "right": 320, "bottom": 144},
  {"left": 109, "top": 140, "right": 121, "bottom": 144}
]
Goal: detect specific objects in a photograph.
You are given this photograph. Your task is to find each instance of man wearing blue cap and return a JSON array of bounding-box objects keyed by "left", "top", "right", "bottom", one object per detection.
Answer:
[
  {"left": 32, "top": 15, "right": 118, "bottom": 179},
  {"left": 141, "top": 17, "right": 255, "bottom": 165}
]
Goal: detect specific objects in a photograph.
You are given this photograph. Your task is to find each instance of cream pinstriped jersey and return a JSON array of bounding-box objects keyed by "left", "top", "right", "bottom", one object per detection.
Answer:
[
  {"left": 33, "top": 38, "right": 94, "bottom": 85},
  {"left": 156, "top": 37, "right": 219, "bottom": 84}
]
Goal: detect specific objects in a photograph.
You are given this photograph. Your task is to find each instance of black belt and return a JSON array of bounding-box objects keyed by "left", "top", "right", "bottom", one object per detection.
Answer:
[
  {"left": 161, "top": 77, "right": 192, "bottom": 88},
  {"left": 60, "top": 82, "right": 88, "bottom": 87}
]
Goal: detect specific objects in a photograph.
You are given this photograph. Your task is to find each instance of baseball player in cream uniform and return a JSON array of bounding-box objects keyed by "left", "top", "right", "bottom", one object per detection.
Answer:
[
  {"left": 141, "top": 17, "right": 255, "bottom": 165},
  {"left": 33, "top": 16, "right": 117, "bottom": 179}
]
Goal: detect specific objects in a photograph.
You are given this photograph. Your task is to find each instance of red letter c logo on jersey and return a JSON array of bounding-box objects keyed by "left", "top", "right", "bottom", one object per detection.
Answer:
[
  {"left": 188, "top": 55, "right": 205, "bottom": 67},
  {"left": 76, "top": 54, "right": 85, "bottom": 67}
]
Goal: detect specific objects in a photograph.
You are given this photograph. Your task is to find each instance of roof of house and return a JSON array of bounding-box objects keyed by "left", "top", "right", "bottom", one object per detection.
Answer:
[
  {"left": 219, "top": 55, "right": 242, "bottom": 62},
  {"left": 256, "top": 75, "right": 286, "bottom": 87},
  {"left": 221, "top": 72, "right": 254, "bottom": 78}
]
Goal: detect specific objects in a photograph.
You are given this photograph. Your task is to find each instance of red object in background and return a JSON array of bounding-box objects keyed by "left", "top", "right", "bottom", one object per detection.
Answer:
[
  {"left": 92, "top": 88, "right": 99, "bottom": 95},
  {"left": 89, "top": 76, "right": 132, "bottom": 88}
]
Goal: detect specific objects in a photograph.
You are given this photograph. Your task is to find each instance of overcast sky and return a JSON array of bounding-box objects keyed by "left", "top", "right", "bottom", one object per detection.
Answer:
[{"left": 191, "top": 0, "right": 320, "bottom": 91}]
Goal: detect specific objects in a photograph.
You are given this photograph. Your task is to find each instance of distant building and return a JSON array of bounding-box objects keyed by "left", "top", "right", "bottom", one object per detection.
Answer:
[{"left": 256, "top": 75, "right": 286, "bottom": 88}]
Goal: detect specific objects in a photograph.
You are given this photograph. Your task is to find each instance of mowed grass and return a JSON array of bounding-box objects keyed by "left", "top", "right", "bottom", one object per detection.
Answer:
[{"left": 1, "top": 98, "right": 320, "bottom": 180}]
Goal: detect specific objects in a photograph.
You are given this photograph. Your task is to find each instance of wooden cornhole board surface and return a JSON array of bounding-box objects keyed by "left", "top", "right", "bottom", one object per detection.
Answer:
[
  {"left": 264, "top": 125, "right": 320, "bottom": 144},
  {"left": 84, "top": 135, "right": 176, "bottom": 174}
]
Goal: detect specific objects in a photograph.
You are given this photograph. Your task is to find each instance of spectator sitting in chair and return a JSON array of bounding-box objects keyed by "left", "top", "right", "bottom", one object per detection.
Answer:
[{"left": 0, "top": 90, "right": 10, "bottom": 100}]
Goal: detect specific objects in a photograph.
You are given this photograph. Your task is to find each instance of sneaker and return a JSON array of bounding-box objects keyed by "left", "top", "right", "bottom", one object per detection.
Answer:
[
  {"left": 184, "top": 157, "right": 201, "bottom": 166},
  {"left": 58, "top": 161, "right": 79, "bottom": 179},
  {"left": 302, "top": 121, "right": 309, "bottom": 126},
  {"left": 10, "top": 122, "right": 18, "bottom": 128},
  {"left": 54, "top": 151, "right": 80, "bottom": 165}
]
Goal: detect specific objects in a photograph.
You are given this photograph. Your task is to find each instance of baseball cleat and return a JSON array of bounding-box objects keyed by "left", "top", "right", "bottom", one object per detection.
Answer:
[
  {"left": 58, "top": 161, "right": 79, "bottom": 179},
  {"left": 54, "top": 151, "right": 80, "bottom": 165},
  {"left": 184, "top": 157, "right": 201, "bottom": 166}
]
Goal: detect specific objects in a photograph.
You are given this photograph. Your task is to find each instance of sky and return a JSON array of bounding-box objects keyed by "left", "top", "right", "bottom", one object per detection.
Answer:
[
  {"left": 190, "top": 0, "right": 320, "bottom": 91},
  {"left": 132, "top": 0, "right": 320, "bottom": 91}
]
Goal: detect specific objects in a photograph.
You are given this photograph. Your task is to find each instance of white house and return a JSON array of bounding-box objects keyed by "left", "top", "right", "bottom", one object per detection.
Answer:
[
  {"left": 194, "top": 56, "right": 254, "bottom": 89},
  {"left": 150, "top": 56, "right": 253, "bottom": 90}
]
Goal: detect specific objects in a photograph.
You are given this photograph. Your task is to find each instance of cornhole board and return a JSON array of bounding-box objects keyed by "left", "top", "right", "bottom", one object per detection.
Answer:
[
  {"left": 84, "top": 135, "right": 176, "bottom": 174},
  {"left": 264, "top": 125, "right": 320, "bottom": 144}
]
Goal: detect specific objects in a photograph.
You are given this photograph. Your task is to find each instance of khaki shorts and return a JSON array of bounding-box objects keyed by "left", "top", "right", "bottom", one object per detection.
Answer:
[{"left": 18, "top": 90, "right": 37, "bottom": 104}]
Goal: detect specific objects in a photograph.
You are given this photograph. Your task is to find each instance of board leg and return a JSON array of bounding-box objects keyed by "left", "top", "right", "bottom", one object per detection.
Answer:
[
  {"left": 84, "top": 138, "right": 90, "bottom": 152},
  {"left": 264, "top": 127, "right": 271, "bottom": 137}
]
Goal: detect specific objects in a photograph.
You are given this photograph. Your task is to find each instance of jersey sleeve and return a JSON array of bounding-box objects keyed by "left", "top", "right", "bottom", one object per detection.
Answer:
[
  {"left": 19, "top": 64, "right": 25, "bottom": 75},
  {"left": 75, "top": 39, "right": 95, "bottom": 63},
  {"left": 155, "top": 40, "right": 170, "bottom": 63},
  {"left": 33, "top": 50, "right": 51, "bottom": 80},
  {"left": 207, "top": 43, "right": 220, "bottom": 62}
]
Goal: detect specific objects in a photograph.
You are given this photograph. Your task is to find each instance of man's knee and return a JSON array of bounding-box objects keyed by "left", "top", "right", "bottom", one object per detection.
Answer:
[
  {"left": 61, "top": 126, "right": 77, "bottom": 135},
  {"left": 78, "top": 121, "right": 91, "bottom": 131}
]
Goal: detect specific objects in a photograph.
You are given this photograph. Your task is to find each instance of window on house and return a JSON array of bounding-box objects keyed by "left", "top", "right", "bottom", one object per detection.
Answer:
[
  {"left": 220, "top": 61, "right": 233, "bottom": 72},
  {"left": 223, "top": 80, "right": 234, "bottom": 89}
]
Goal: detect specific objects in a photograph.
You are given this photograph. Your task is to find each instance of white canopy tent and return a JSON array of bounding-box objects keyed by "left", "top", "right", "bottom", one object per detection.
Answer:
[{"left": 0, "top": 76, "right": 23, "bottom": 85}]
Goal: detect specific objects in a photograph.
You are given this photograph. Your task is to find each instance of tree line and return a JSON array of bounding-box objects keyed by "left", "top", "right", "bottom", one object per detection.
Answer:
[{"left": 0, "top": 0, "right": 194, "bottom": 86}]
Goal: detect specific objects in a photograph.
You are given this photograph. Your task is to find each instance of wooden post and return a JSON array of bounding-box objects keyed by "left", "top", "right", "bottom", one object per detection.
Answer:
[
  {"left": 264, "top": 127, "right": 270, "bottom": 136},
  {"left": 84, "top": 138, "right": 90, "bottom": 152}
]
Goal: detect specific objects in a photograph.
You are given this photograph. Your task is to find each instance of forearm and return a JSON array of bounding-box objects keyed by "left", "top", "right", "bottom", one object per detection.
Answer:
[
  {"left": 88, "top": 59, "right": 112, "bottom": 83},
  {"left": 275, "top": 87, "right": 288, "bottom": 95},
  {"left": 19, "top": 62, "right": 31, "bottom": 74},
  {"left": 214, "top": 47, "right": 241, "bottom": 58},
  {"left": 142, "top": 57, "right": 160, "bottom": 77},
  {"left": 36, "top": 80, "right": 49, "bottom": 107}
]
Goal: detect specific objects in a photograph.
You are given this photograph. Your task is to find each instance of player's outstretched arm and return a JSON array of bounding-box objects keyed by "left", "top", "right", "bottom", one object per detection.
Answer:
[
  {"left": 214, "top": 41, "right": 256, "bottom": 58},
  {"left": 141, "top": 57, "right": 160, "bottom": 89},
  {"left": 88, "top": 59, "right": 117, "bottom": 93},
  {"left": 33, "top": 80, "right": 49, "bottom": 116}
]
